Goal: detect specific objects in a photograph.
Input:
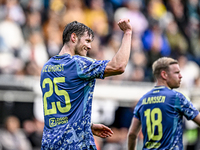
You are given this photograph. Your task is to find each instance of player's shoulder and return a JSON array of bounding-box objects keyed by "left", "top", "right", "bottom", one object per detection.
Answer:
[
  {"left": 73, "top": 55, "right": 96, "bottom": 63},
  {"left": 138, "top": 86, "right": 175, "bottom": 102},
  {"left": 171, "top": 89, "right": 184, "bottom": 96},
  {"left": 172, "top": 89, "right": 190, "bottom": 101},
  {"left": 157, "top": 86, "right": 180, "bottom": 96}
]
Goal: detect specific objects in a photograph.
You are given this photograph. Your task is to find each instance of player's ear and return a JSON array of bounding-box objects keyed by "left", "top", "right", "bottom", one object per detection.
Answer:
[
  {"left": 161, "top": 70, "right": 167, "bottom": 80},
  {"left": 71, "top": 33, "right": 77, "bottom": 43}
]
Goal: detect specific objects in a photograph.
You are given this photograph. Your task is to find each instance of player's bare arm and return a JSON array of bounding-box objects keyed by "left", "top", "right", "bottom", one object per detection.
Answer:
[
  {"left": 193, "top": 113, "right": 200, "bottom": 126},
  {"left": 104, "top": 18, "right": 132, "bottom": 77},
  {"left": 128, "top": 117, "right": 141, "bottom": 150}
]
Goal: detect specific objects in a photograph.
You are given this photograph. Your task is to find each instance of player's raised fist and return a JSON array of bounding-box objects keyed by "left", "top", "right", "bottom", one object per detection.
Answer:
[{"left": 117, "top": 18, "right": 132, "bottom": 33}]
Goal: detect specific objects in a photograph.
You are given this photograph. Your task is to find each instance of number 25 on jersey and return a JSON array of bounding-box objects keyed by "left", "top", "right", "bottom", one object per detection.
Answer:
[{"left": 42, "top": 77, "right": 71, "bottom": 116}]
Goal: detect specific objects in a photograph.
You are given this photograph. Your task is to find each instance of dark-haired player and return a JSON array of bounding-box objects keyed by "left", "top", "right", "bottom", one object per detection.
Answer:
[{"left": 40, "top": 18, "right": 132, "bottom": 150}]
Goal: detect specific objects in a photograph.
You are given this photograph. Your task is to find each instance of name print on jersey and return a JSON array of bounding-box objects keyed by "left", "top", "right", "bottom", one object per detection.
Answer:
[
  {"left": 42, "top": 64, "right": 64, "bottom": 73},
  {"left": 142, "top": 96, "right": 166, "bottom": 105}
]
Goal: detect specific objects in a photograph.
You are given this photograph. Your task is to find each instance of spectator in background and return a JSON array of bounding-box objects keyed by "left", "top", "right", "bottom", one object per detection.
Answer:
[
  {"left": 144, "top": 0, "right": 167, "bottom": 22},
  {"left": 22, "top": 10, "right": 42, "bottom": 40},
  {"left": 85, "top": 0, "right": 109, "bottom": 39},
  {"left": 141, "top": 18, "right": 171, "bottom": 81},
  {"left": 177, "top": 55, "right": 200, "bottom": 89},
  {"left": 114, "top": 0, "right": 148, "bottom": 38},
  {"left": 19, "top": 31, "right": 48, "bottom": 76},
  {"left": 191, "top": 33, "right": 200, "bottom": 66},
  {"left": 42, "top": 10, "right": 63, "bottom": 57},
  {"left": 0, "top": 116, "right": 32, "bottom": 150},
  {"left": 0, "top": 11, "right": 25, "bottom": 74},
  {"left": 107, "top": 0, "right": 125, "bottom": 11},
  {"left": 129, "top": 66, "right": 145, "bottom": 81},
  {"left": 23, "top": 118, "right": 43, "bottom": 150},
  {"left": 186, "top": 0, "right": 200, "bottom": 22},
  {"left": 165, "top": 18, "right": 188, "bottom": 58},
  {"left": 129, "top": 36, "right": 147, "bottom": 81},
  {"left": 61, "top": 0, "right": 87, "bottom": 26},
  {"left": 0, "top": 0, "right": 6, "bottom": 21},
  {"left": 45, "top": 25, "right": 62, "bottom": 58},
  {"left": 188, "top": 17, "right": 200, "bottom": 65},
  {"left": 166, "top": 0, "right": 192, "bottom": 55},
  {"left": 0, "top": 13, "right": 24, "bottom": 54},
  {"left": 5, "top": 0, "right": 26, "bottom": 26}
]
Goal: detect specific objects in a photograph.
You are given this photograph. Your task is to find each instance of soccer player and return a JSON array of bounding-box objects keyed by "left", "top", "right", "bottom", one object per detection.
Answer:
[
  {"left": 40, "top": 18, "right": 132, "bottom": 150},
  {"left": 128, "top": 57, "right": 200, "bottom": 150}
]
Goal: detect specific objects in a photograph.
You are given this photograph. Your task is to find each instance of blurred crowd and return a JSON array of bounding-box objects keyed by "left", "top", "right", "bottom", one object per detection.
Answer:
[
  {"left": 0, "top": 0, "right": 200, "bottom": 150},
  {"left": 0, "top": 0, "right": 200, "bottom": 88},
  {"left": 0, "top": 115, "right": 43, "bottom": 150}
]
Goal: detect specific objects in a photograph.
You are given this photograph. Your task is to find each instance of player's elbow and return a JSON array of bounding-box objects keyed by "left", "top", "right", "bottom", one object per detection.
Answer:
[
  {"left": 115, "top": 65, "right": 125, "bottom": 74},
  {"left": 111, "top": 59, "right": 127, "bottom": 73},
  {"left": 110, "top": 65, "right": 126, "bottom": 76},
  {"left": 104, "top": 62, "right": 126, "bottom": 77},
  {"left": 128, "top": 131, "right": 137, "bottom": 141}
]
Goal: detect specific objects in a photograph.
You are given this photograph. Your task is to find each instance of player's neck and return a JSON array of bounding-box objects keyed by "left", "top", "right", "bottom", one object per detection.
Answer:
[
  {"left": 156, "top": 80, "right": 169, "bottom": 88},
  {"left": 59, "top": 44, "right": 75, "bottom": 56}
]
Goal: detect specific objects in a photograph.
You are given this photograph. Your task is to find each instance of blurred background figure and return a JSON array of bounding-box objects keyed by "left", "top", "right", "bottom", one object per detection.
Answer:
[
  {"left": 5, "top": 0, "right": 26, "bottom": 26},
  {"left": 85, "top": 0, "right": 109, "bottom": 39},
  {"left": 178, "top": 55, "right": 200, "bottom": 89},
  {"left": 19, "top": 31, "right": 48, "bottom": 76},
  {"left": 141, "top": 18, "right": 171, "bottom": 81},
  {"left": 61, "top": 0, "right": 86, "bottom": 26},
  {"left": 0, "top": 116, "right": 32, "bottom": 150},
  {"left": 165, "top": 17, "right": 188, "bottom": 59},
  {"left": 23, "top": 118, "right": 43, "bottom": 150}
]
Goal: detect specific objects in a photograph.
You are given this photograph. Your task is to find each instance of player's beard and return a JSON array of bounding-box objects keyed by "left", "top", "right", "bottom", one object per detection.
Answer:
[
  {"left": 74, "top": 39, "right": 86, "bottom": 56},
  {"left": 168, "top": 81, "right": 180, "bottom": 89},
  {"left": 74, "top": 44, "right": 79, "bottom": 55}
]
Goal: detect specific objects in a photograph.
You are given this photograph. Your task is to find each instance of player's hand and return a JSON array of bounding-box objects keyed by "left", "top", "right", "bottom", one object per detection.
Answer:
[
  {"left": 118, "top": 18, "right": 132, "bottom": 34},
  {"left": 91, "top": 123, "right": 113, "bottom": 138}
]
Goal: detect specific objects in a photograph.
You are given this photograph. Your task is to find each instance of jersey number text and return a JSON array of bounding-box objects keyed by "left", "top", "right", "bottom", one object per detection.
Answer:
[
  {"left": 144, "top": 108, "right": 163, "bottom": 141},
  {"left": 42, "top": 77, "right": 71, "bottom": 116}
]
